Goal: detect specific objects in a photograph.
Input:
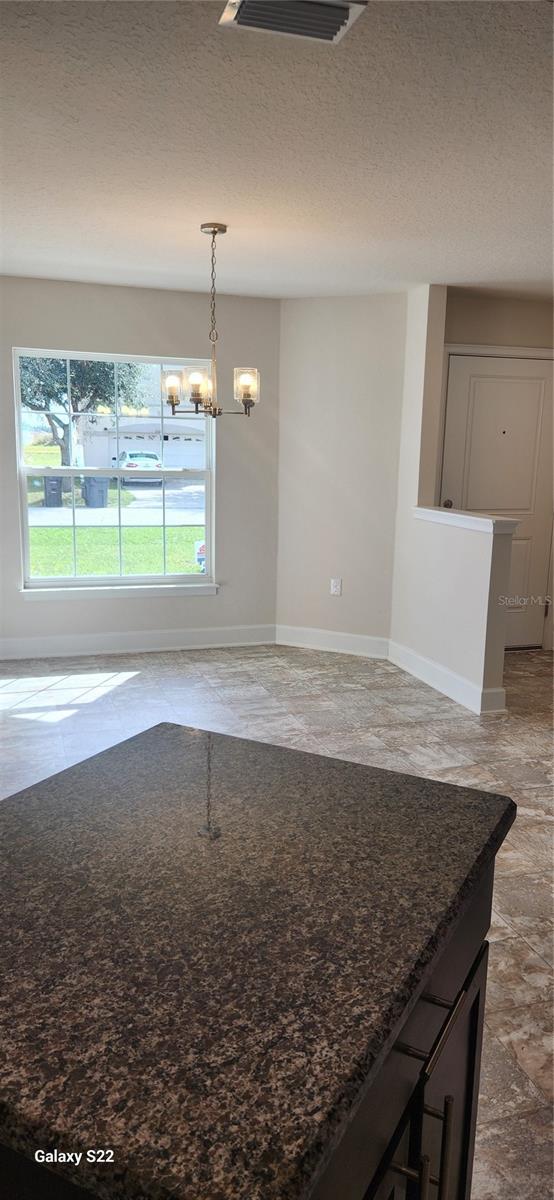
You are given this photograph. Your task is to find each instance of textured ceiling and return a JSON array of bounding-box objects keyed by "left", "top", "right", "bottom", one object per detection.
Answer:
[{"left": 0, "top": 1, "right": 552, "bottom": 297}]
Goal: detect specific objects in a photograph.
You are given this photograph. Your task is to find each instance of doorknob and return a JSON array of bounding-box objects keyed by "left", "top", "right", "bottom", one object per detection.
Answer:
[{"left": 442, "top": 499, "right": 453, "bottom": 509}]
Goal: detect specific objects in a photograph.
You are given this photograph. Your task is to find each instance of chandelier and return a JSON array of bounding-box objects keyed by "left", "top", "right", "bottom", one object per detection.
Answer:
[{"left": 162, "top": 222, "right": 260, "bottom": 419}]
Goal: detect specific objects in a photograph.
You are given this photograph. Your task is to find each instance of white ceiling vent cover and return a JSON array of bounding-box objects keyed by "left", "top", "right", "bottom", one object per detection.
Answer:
[{"left": 219, "top": 1, "right": 367, "bottom": 44}]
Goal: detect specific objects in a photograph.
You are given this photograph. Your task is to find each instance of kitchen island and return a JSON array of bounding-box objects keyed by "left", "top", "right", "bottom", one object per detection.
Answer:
[{"left": 0, "top": 723, "right": 515, "bottom": 1200}]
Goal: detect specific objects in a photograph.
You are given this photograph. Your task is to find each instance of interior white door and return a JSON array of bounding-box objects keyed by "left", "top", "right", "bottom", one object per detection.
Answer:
[{"left": 441, "top": 354, "right": 553, "bottom": 648}]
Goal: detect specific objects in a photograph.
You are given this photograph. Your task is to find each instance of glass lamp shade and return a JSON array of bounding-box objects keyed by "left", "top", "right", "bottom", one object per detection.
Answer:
[
  {"left": 234, "top": 368, "right": 260, "bottom": 407},
  {"left": 186, "top": 367, "right": 210, "bottom": 407},
  {"left": 162, "top": 370, "right": 184, "bottom": 407}
]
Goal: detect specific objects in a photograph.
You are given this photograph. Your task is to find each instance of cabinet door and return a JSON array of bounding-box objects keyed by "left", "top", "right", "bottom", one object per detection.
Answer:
[
  {"left": 420, "top": 944, "right": 488, "bottom": 1200},
  {"left": 365, "top": 1110, "right": 433, "bottom": 1200},
  {"left": 369, "top": 1124, "right": 409, "bottom": 1199},
  {"left": 367, "top": 943, "right": 488, "bottom": 1200},
  {"left": 372, "top": 1182, "right": 407, "bottom": 1200}
]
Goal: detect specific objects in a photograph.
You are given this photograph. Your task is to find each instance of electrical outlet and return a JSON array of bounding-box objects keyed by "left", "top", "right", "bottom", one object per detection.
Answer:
[{"left": 330, "top": 577, "right": 342, "bottom": 596}]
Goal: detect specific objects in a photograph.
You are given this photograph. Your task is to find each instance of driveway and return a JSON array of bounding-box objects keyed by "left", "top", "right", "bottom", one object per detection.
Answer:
[{"left": 29, "top": 482, "right": 205, "bottom": 527}]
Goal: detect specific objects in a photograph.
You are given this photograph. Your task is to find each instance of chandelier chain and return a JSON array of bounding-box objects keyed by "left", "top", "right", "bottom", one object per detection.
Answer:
[{"left": 209, "top": 232, "right": 218, "bottom": 344}]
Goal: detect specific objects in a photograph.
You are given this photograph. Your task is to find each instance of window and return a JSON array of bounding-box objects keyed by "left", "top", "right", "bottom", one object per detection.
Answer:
[{"left": 15, "top": 351, "right": 214, "bottom": 589}]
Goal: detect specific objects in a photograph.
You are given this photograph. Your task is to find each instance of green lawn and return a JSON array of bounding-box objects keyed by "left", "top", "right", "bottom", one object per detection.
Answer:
[
  {"left": 29, "top": 527, "right": 204, "bottom": 578},
  {"left": 24, "top": 444, "right": 62, "bottom": 467}
]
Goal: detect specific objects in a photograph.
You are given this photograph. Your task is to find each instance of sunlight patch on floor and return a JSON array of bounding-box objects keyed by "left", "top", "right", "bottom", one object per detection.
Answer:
[{"left": 0, "top": 671, "right": 140, "bottom": 723}]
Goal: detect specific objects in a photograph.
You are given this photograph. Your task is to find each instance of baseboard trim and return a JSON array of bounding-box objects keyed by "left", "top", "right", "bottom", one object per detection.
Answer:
[
  {"left": 275, "top": 625, "right": 389, "bottom": 659},
  {"left": 0, "top": 625, "right": 276, "bottom": 661},
  {"left": 478, "top": 687, "right": 508, "bottom": 715},
  {"left": 388, "top": 641, "right": 506, "bottom": 715}
]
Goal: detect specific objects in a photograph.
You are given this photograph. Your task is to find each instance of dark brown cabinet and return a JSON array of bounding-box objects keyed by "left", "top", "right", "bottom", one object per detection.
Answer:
[
  {"left": 370, "top": 1124, "right": 411, "bottom": 1198},
  {"left": 366, "top": 943, "right": 488, "bottom": 1200},
  {"left": 420, "top": 946, "right": 488, "bottom": 1200}
]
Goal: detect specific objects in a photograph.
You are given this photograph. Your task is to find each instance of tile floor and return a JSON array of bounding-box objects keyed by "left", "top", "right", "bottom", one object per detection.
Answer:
[{"left": 0, "top": 645, "right": 552, "bottom": 1197}]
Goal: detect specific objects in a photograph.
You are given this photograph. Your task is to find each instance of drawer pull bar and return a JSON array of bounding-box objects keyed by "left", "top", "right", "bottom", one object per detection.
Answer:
[
  {"left": 419, "top": 1093, "right": 454, "bottom": 1197},
  {"left": 437, "top": 1094, "right": 454, "bottom": 1200},
  {"left": 420, "top": 1154, "right": 432, "bottom": 1200},
  {"left": 395, "top": 989, "right": 468, "bottom": 1079},
  {"left": 424, "top": 992, "right": 466, "bottom": 1080}
]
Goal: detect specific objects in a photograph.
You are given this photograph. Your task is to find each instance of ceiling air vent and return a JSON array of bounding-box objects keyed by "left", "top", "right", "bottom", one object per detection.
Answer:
[{"left": 219, "top": 1, "right": 367, "bottom": 44}]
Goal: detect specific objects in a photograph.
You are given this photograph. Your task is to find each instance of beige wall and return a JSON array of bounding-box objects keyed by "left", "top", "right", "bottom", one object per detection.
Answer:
[
  {"left": 0, "top": 277, "right": 280, "bottom": 652},
  {"left": 276, "top": 295, "right": 407, "bottom": 640},
  {"left": 445, "top": 288, "right": 553, "bottom": 348}
]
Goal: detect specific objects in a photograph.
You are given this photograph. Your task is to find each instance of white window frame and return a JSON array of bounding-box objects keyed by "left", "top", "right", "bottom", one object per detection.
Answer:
[{"left": 13, "top": 348, "right": 216, "bottom": 592}]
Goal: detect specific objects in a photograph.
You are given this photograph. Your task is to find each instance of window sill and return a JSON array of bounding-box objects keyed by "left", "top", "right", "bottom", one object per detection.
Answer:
[{"left": 20, "top": 583, "right": 219, "bottom": 600}]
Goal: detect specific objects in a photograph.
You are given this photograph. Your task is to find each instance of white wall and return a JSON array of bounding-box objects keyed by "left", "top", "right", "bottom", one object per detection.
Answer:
[
  {"left": 445, "top": 288, "right": 553, "bottom": 348},
  {"left": 276, "top": 296, "right": 407, "bottom": 649},
  {"left": 390, "top": 510, "right": 515, "bottom": 712},
  {"left": 0, "top": 277, "right": 280, "bottom": 655},
  {"left": 389, "top": 286, "right": 514, "bottom": 713}
]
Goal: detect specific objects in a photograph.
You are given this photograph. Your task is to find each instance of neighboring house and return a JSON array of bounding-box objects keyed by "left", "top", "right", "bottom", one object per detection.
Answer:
[{"left": 73, "top": 413, "right": 205, "bottom": 469}]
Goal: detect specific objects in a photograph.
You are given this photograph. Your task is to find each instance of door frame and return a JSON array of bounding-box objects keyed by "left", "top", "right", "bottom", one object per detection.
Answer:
[{"left": 438, "top": 344, "right": 554, "bottom": 649}]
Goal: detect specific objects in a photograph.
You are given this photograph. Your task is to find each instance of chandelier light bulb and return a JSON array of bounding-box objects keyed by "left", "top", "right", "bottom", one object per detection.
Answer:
[
  {"left": 234, "top": 367, "right": 260, "bottom": 410},
  {"left": 188, "top": 370, "right": 207, "bottom": 404},
  {"left": 165, "top": 374, "right": 181, "bottom": 398}
]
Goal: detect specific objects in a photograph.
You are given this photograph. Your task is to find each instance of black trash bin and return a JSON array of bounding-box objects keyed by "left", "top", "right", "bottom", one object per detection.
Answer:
[
  {"left": 82, "top": 477, "right": 109, "bottom": 508},
  {"left": 44, "top": 477, "right": 63, "bottom": 507}
]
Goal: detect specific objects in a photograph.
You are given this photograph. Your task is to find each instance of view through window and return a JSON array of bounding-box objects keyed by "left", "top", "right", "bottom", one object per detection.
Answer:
[{"left": 15, "top": 352, "right": 213, "bottom": 586}]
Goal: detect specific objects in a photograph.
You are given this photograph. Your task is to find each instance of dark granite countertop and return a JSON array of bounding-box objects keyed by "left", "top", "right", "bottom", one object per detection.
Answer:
[{"left": 0, "top": 723, "right": 515, "bottom": 1200}]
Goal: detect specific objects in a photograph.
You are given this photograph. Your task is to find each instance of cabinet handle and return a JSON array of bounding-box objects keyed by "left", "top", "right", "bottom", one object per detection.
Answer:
[
  {"left": 424, "top": 992, "right": 467, "bottom": 1080},
  {"left": 424, "top": 1094, "right": 454, "bottom": 1200},
  {"left": 395, "top": 944, "right": 489, "bottom": 1080},
  {"left": 395, "top": 989, "right": 468, "bottom": 1078},
  {"left": 420, "top": 1154, "right": 432, "bottom": 1200},
  {"left": 437, "top": 1095, "right": 454, "bottom": 1200},
  {"left": 390, "top": 1153, "right": 434, "bottom": 1197}
]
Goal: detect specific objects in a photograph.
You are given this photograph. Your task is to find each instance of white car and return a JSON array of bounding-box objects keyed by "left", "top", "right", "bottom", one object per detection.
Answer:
[{"left": 118, "top": 451, "right": 162, "bottom": 485}]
